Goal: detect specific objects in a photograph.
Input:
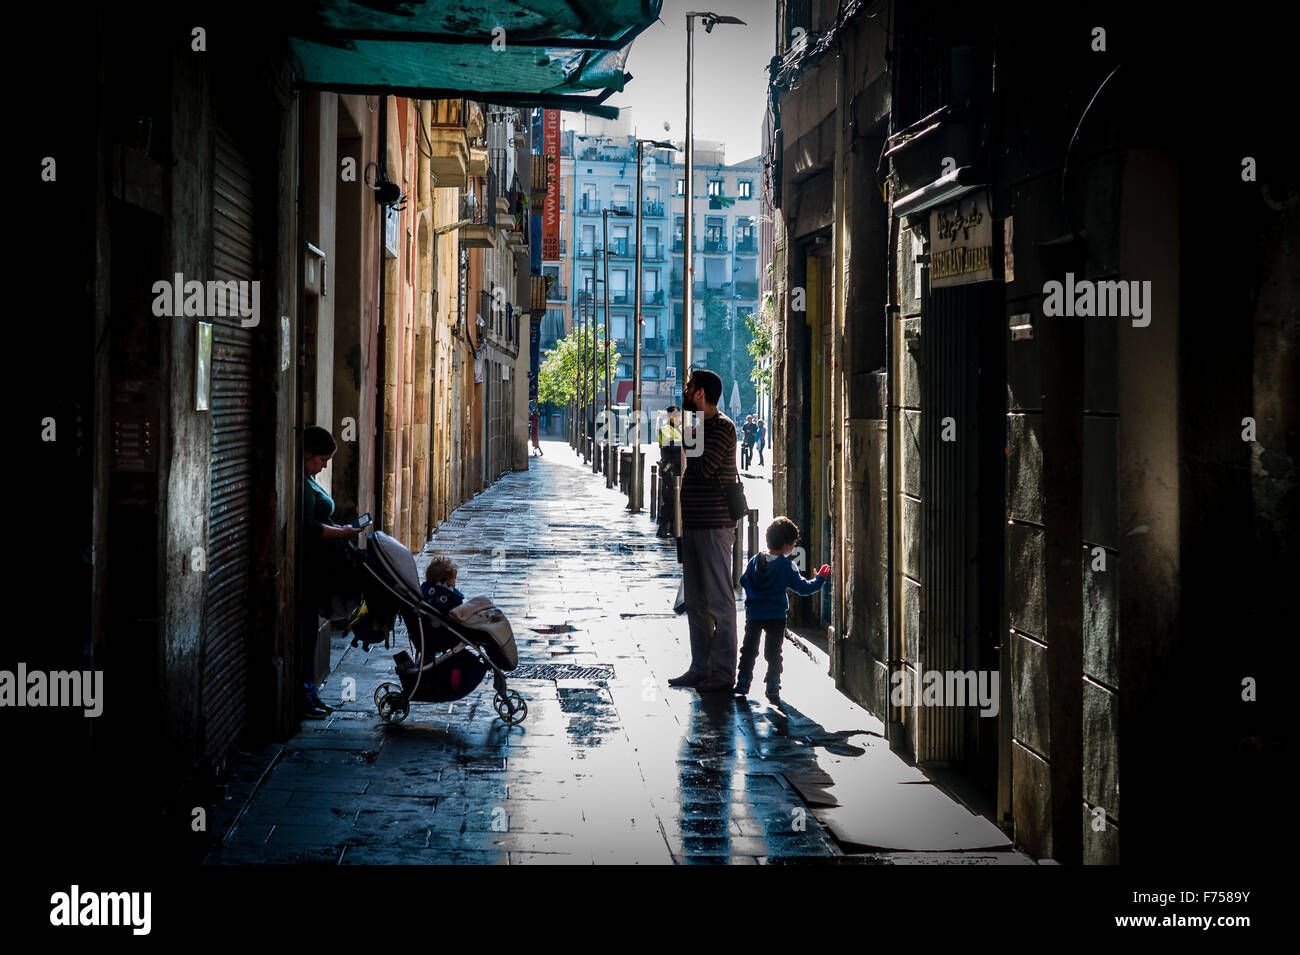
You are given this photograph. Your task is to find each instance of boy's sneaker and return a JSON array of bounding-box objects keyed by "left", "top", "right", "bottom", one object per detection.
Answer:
[
  {"left": 765, "top": 685, "right": 781, "bottom": 704},
  {"left": 733, "top": 679, "right": 751, "bottom": 696}
]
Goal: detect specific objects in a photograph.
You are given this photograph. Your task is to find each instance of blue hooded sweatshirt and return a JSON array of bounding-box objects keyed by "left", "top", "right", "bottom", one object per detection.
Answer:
[{"left": 739, "top": 552, "right": 826, "bottom": 620}]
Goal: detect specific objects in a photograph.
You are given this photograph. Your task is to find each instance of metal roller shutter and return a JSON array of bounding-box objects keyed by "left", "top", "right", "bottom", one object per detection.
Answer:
[{"left": 203, "top": 128, "right": 257, "bottom": 770}]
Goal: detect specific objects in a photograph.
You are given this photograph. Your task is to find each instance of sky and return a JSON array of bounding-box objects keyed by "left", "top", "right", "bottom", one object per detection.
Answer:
[{"left": 566, "top": 0, "right": 776, "bottom": 163}]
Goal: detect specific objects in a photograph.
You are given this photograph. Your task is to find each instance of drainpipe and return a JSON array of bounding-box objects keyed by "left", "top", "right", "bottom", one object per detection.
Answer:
[
  {"left": 830, "top": 43, "right": 846, "bottom": 657},
  {"left": 374, "top": 96, "right": 387, "bottom": 531}
]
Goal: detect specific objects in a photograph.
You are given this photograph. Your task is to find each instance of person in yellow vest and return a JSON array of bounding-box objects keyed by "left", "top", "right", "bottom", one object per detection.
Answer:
[{"left": 656, "top": 406, "right": 684, "bottom": 538}]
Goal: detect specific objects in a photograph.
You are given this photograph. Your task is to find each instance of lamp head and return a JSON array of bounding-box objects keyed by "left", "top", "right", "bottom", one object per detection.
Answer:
[{"left": 700, "top": 12, "right": 745, "bottom": 32}]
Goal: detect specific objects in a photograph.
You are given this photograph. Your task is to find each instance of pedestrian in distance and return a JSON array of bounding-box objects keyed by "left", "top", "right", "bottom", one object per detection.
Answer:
[
  {"left": 668, "top": 369, "right": 741, "bottom": 693},
  {"left": 741, "top": 414, "right": 757, "bottom": 470},
  {"left": 737, "top": 516, "right": 830, "bottom": 703},
  {"left": 656, "top": 405, "right": 684, "bottom": 539},
  {"left": 755, "top": 419, "right": 766, "bottom": 466},
  {"left": 530, "top": 404, "right": 543, "bottom": 456}
]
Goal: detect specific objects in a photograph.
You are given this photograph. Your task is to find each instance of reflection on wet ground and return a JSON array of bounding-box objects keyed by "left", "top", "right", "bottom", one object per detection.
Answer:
[{"left": 206, "top": 438, "right": 1030, "bottom": 865}]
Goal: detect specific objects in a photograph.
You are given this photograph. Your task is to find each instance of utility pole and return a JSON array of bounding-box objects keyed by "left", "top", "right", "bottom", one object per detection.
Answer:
[{"left": 633, "top": 138, "right": 677, "bottom": 512}]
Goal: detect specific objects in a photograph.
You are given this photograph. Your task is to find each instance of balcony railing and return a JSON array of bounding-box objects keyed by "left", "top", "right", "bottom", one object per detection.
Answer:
[
  {"left": 735, "top": 236, "right": 758, "bottom": 254},
  {"left": 641, "top": 245, "right": 665, "bottom": 262},
  {"left": 578, "top": 243, "right": 598, "bottom": 257},
  {"left": 611, "top": 292, "right": 631, "bottom": 305},
  {"left": 734, "top": 280, "right": 758, "bottom": 299},
  {"left": 530, "top": 274, "right": 549, "bottom": 312},
  {"left": 578, "top": 196, "right": 602, "bottom": 214},
  {"left": 643, "top": 337, "right": 664, "bottom": 353},
  {"left": 530, "top": 161, "right": 549, "bottom": 202},
  {"left": 546, "top": 283, "right": 567, "bottom": 301},
  {"left": 608, "top": 239, "right": 633, "bottom": 257},
  {"left": 610, "top": 200, "right": 633, "bottom": 214},
  {"left": 429, "top": 97, "right": 468, "bottom": 128},
  {"left": 642, "top": 200, "right": 665, "bottom": 217},
  {"left": 669, "top": 279, "right": 704, "bottom": 298},
  {"left": 703, "top": 236, "right": 728, "bottom": 254}
]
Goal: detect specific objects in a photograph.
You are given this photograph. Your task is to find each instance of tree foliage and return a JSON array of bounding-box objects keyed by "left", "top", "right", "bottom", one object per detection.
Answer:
[
  {"left": 537, "top": 323, "right": 622, "bottom": 407},
  {"left": 746, "top": 290, "right": 774, "bottom": 394}
]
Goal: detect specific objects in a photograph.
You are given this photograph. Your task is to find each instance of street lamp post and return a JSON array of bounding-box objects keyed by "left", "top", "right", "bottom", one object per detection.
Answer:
[
  {"left": 633, "top": 137, "right": 677, "bottom": 513},
  {"left": 573, "top": 289, "right": 581, "bottom": 453},
  {"left": 684, "top": 11, "right": 746, "bottom": 399},
  {"left": 603, "top": 207, "right": 634, "bottom": 485}
]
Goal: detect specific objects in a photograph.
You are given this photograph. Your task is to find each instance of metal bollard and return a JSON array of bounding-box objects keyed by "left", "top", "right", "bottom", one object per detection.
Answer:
[
  {"left": 670, "top": 474, "right": 682, "bottom": 539},
  {"left": 649, "top": 465, "right": 658, "bottom": 520},
  {"left": 732, "top": 519, "right": 744, "bottom": 589},
  {"left": 747, "top": 508, "right": 759, "bottom": 561}
]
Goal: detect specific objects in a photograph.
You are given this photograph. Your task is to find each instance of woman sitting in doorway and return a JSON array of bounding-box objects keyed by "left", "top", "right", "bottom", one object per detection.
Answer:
[{"left": 301, "top": 425, "right": 372, "bottom": 717}]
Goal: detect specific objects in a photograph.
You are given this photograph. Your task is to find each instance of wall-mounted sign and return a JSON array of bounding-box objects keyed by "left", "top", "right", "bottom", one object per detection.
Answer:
[
  {"left": 195, "top": 321, "right": 212, "bottom": 411},
  {"left": 1002, "top": 215, "right": 1015, "bottom": 283},
  {"left": 385, "top": 205, "right": 400, "bottom": 258},
  {"left": 930, "top": 191, "right": 995, "bottom": 288}
]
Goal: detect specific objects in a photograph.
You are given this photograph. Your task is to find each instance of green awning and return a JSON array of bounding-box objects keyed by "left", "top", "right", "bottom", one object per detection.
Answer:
[{"left": 287, "top": 0, "right": 663, "bottom": 118}]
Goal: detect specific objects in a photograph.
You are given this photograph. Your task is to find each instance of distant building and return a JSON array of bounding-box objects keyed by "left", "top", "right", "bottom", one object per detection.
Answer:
[{"left": 548, "top": 127, "right": 761, "bottom": 420}]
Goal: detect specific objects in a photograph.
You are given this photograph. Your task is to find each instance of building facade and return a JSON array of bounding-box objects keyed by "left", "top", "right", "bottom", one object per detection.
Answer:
[
  {"left": 544, "top": 130, "right": 763, "bottom": 424},
  {"left": 766, "top": 0, "right": 1294, "bottom": 864},
  {"left": 24, "top": 8, "right": 541, "bottom": 849}
]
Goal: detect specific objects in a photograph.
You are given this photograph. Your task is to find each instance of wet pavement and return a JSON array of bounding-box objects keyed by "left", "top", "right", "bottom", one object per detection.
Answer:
[{"left": 205, "top": 436, "right": 1034, "bottom": 865}]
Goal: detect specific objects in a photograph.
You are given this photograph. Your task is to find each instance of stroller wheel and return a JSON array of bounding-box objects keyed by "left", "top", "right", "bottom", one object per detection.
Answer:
[
  {"left": 493, "top": 689, "right": 527, "bottom": 725},
  {"left": 375, "top": 682, "right": 409, "bottom": 724}
]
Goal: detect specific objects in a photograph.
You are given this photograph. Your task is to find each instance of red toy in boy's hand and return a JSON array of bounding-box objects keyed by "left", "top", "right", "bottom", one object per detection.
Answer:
[{"left": 817, "top": 564, "right": 831, "bottom": 578}]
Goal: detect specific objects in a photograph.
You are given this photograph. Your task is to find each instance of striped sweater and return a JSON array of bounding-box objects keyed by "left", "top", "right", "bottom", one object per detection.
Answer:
[{"left": 680, "top": 411, "right": 738, "bottom": 529}]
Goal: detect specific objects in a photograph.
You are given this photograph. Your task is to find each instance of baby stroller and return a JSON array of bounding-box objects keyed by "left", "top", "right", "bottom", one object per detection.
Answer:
[{"left": 354, "top": 530, "right": 527, "bottom": 725}]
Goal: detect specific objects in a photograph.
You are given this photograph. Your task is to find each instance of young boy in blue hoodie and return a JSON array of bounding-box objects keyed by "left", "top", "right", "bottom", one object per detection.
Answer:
[{"left": 737, "top": 517, "right": 830, "bottom": 702}]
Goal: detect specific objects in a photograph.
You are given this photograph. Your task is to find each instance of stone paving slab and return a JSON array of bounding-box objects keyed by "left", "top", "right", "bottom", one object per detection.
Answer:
[{"left": 205, "top": 436, "right": 1032, "bottom": 866}]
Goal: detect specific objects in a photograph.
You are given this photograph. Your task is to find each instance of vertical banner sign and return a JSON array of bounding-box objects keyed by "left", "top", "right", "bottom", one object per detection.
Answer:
[
  {"left": 529, "top": 318, "right": 541, "bottom": 399},
  {"left": 542, "top": 110, "right": 560, "bottom": 260}
]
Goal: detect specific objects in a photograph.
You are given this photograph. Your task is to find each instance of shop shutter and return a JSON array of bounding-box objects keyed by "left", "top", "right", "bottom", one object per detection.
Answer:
[{"left": 202, "top": 127, "right": 257, "bottom": 771}]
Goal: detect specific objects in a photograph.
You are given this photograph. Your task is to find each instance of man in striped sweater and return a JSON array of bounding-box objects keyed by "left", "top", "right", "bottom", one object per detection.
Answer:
[{"left": 668, "top": 369, "right": 740, "bottom": 692}]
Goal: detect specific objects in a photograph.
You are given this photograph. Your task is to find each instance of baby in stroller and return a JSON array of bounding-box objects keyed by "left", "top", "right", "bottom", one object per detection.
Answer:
[{"left": 421, "top": 556, "right": 465, "bottom": 612}]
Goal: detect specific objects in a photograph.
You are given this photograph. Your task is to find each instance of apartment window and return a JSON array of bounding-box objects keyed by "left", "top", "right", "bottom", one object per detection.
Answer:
[
  {"left": 707, "top": 180, "right": 722, "bottom": 196},
  {"left": 618, "top": 362, "right": 632, "bottom": 377},
  {"left": 646, "top": 226, "right": 661, "bottom": 253},
  {"left": 644, "top": 270, "right": 659, "bottom": 292},
  {"left": 611, "top": 269, "right": 629, "bottom": 301},
  {"left": 643, "top": 315, "right": 658, "bottom": 338},
  {"left": 612, "top": 314, "right": 628, "bottom": 340},
  {"left": 738, "top": 180, "right": 752, "bottom": 198},
  {"left": 647, "top": 186, "right": 661, "bottom": 203},
  {"left": 613, "top": 185, "right": 631, "bottom": 210},
  {"left": 645, "top": 364, "right": 660, "bottom": 379},
  {"left": 580, "top": 268, "right": 594, "bottom": 295},
  {"left": 675, "top": 178, "right": 685, "bottom": 195}
]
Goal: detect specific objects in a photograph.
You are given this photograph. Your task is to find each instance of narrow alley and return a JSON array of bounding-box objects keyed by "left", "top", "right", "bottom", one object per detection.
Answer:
[{"left": 206, "top": 438, "right": 1027, "bottom": 865}]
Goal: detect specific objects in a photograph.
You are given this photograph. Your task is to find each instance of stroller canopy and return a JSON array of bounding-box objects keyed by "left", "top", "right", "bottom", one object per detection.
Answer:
[{"left": 368, "top": 531, "right": 422, "bottom": 602}]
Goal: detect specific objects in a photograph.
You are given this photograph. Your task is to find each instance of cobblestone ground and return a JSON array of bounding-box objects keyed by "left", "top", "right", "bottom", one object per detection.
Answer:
[{"left": 206, "top": 436, "right": 1033, "bottom": 865}]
